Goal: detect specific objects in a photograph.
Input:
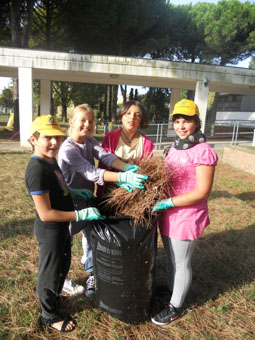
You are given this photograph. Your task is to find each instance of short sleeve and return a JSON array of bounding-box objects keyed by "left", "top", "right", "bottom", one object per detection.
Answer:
[
  {"left": 26, "top": 165, "right": 50, "bottom": 195},
  {"left": 193, "top": 144, "right": 218, "bottom": 166}
]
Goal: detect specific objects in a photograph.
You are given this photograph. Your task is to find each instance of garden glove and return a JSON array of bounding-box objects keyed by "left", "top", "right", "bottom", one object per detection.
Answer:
[
  {"left": 124, "top": 164, "right": 140, "bottom": 172},
  {"left": 69, "top": 188, "right": 95, "bottom": 200},
  {"left": 118, "top": 169, "right": 148, "bottom": 190},
  {"left": 115, "top": 182, "right": 134, "bottom": 193},
  {"left": 152, "top": 197, "right": 174, "bottom": 213},
  {"left": 75, "top": 207, "right": 106, "bottom": 222}
]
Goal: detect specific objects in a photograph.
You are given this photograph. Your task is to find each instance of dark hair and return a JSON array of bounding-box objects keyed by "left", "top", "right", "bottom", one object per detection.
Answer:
[
  {"left": 28, "top": 131, "right": 40, "bottom": 151},
  {"left": 118, "top": 100, "right": 149, "bottom": 129},
  {"left": 172, "top": 114, "right": 201, "bottom": 130}
]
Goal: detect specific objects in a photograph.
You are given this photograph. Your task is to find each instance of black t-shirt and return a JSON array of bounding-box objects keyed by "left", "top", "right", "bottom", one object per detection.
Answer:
[{"left": 25, "top": 155, "right": 74, "bottom": 229}]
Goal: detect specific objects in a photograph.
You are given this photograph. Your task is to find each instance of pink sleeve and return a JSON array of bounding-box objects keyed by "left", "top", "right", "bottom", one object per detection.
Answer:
[
  {"left": 142, "top": 135, "right": 155, "bottom": 160},
  {"left": 193, "top": 144, "right": 218, "bottom": 166}
]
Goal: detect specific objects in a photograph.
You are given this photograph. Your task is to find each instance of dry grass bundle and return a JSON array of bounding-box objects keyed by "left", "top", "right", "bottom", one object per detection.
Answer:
[{"left": 102, "top": 156, "right": 173, "bottom": 228}]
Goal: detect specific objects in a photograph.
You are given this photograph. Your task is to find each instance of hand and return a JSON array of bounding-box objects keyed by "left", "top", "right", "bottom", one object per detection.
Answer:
[
  {"left": 115, "top": 182, "right": 134, "bottom": 192},
  {"left": 152, "top": 197, "right": 174, "bottom": 212},
  {"left": 75, "top": 208, "right": 106, "bottom": 221},
  {"left": 118, "top": 169, "right": 148, "bottom": 190},
  {"left": 124, "top": 164, "right": 140, "bottom": 172},
  {"left": 69, "top": 188, "right": 95, "bottom": 200}
]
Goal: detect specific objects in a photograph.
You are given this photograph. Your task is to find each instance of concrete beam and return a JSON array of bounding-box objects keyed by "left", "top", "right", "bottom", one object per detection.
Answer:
[{"left": 0, "top": 47, "right": 255, "bottom": 95}]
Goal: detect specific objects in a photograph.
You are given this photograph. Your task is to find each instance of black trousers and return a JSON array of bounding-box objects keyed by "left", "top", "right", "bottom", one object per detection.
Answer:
[{"left": 35, "top": 223, "right": 71, "bottom": 320}]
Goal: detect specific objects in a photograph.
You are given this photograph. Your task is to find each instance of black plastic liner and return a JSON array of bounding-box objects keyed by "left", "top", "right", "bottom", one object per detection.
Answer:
[{"left": 91, "top": 200, "right": 157, "bottom": 324}]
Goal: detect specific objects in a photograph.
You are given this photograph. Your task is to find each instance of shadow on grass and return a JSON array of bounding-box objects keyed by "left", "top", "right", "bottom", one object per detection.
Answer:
[
  {"left": 210, "top": 190, "right": 255, "bottom": 207},
  {"left": 0, "top": 150, "right": 30, "bottom": 155},
  {"left": 189, "top": 223, "right": 255, "bottom": 307},
  {"left": 153, "top": 224, "right": 255, "bottom": 312},
  {"left": 0, "top": 218, "right": 34, "bottom": 240}
]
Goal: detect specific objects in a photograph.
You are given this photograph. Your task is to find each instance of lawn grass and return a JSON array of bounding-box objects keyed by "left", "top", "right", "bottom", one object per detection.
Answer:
[{"left": 0, "top": 150, "right": 255, "bottom": 339}]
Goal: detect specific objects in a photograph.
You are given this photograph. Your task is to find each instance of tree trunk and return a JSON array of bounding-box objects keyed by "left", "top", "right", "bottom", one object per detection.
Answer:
[
  {"left": 62, "top": 104, "right": 67, "bottom": 122},
  {"left": 120, "top": 85, "right": 127, "bottom": 103},
  {"left": 13, "top": 78, "right": 19, "bottom": 134},
  {"left": 9, "top": 0, "right": 34, "bottom": 135},
  {"left": 111, "top": 85, "right": 118, "bottom": 122}
]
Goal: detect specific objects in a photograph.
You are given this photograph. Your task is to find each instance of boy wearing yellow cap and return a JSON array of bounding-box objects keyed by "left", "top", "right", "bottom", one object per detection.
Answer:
[
  {"left": 25, "top": 115, "right": 105, "bottom": 332},
  {"left": 151, "top": 100, "right": 218, "bottom": 326}
]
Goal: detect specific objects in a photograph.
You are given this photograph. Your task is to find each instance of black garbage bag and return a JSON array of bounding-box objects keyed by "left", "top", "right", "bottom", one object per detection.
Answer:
[{"left": 91, "top": 213, "right": 157, "bottom": 325}]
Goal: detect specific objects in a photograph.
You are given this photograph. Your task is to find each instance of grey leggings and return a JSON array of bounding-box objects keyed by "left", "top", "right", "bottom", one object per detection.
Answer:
[{"left": 161, "top": 235, "right": 197, "bottom": 308}]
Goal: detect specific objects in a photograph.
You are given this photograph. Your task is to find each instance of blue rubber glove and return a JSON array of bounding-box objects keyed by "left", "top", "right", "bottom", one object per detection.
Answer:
[
  {"left": 75, "top": 208, "right": 106, "bottom": 222},
  {"left": 124, "top": 164, "right": 140, "bottom": 172},
  {"left": 118, "top": 169, "right": 148, "bottom": 190},
  {"left": 152, "top": 197, "right": 174, "bottom": 212},
  {"left": 69, "top": 188, "right": 95, "bottom": 200}
]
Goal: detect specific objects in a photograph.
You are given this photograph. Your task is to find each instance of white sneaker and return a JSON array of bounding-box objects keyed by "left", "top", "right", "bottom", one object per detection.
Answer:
[
  {"left": 62, "top": 278, "right": 85, "bottom": 295},
  {"left": 85, "top": 274, "right": 95, "bottom": 298}
]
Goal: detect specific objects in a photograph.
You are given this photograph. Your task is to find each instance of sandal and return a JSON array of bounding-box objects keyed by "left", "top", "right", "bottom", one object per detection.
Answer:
[{"left": 41, "top": 316, "right": 76, "bottom": 332}]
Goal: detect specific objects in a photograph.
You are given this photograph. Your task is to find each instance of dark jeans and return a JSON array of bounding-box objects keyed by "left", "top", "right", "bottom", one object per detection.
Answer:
[{"left": 35, "top": 223, "right": 71, "bottom": 320}]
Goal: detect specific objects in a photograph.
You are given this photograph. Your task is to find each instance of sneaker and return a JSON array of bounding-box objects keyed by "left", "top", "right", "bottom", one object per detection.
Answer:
[
  {"left": 62, "top": 279, "right": 85, "bottom": 295},
  {"left": 151, "top": 304, "right": 182, "bottom": 326},
  {"left": 85, "top": 273, "right": 95, "bottom": 298}
]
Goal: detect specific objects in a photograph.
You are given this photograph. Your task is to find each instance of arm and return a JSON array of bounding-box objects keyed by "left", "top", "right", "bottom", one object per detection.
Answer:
[
  {"left": 172, "top": 165, "right": 215, "bottom": 207},
  {"left": 153, "top": 165, "right": 215, "bottom": 212},
  {"left": 32, "top": 193, "right": 104, "bottom": 222},
  {"left": 32, "top": 192, "right": 76, "bottom": 222}
]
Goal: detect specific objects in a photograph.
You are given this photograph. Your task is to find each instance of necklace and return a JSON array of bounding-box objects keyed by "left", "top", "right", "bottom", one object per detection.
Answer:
[{"left": 121, "top": 129, "right": 137, "bottom": 144}]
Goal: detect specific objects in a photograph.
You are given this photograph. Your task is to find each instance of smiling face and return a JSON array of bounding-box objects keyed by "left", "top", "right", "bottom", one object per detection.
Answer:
[
  {"left": 69, "top": 109, "right": 95, "bottom": 143},
  {"left": 173, "top": 116, "right": 199, "bottom": 139},
  {"left": 121, "top": 105, "right": 142, "bottom": 133},
  {"left": 31, "top": 134, "right": 63, "bottom": 161}
]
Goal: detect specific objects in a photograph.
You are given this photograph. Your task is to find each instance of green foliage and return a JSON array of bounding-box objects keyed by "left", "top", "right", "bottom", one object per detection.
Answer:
[
  {"left": 191, "top": 0, "right": 255, "bottom": 65},
  {"left": 30, "top": 0, "right": 70, "bottom": 51},
  {"left": 61, "top": 0, "right": 171, "bottom": 57},
  {"left": 0, "top": 87, "right": 13, "bottom": 112},
  {"left": 71, "top": 83, "right": 105, "bottom": 110}
]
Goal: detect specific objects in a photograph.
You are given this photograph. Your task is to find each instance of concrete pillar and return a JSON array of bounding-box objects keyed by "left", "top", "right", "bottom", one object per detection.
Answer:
[
  {"left": 167, "top": 88, "right": 181, "bottom": 136},
  {"left": 18, "top": 67, "right": 33, "bottom": 148},
  {"left": 194, "top": 80, "right": 209, "bottom": 133},
  {"left": 40, "top": 79, "right": 51, "bottom": 115}
]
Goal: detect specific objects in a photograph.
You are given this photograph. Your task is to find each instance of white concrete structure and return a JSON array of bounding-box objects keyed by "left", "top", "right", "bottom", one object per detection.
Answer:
[{"left": 0, "top": 47, "right": 255, "bottom": 147}]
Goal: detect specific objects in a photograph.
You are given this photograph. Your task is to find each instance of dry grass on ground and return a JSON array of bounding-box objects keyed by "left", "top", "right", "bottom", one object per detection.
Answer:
[{"left": 0, "top": 150, "right": 255, "bottom": 340}]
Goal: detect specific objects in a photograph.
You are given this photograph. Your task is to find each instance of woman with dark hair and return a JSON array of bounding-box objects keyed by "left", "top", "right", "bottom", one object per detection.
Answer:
[{"left": 97, "top": 100, "right": 154, "bottom": 196}]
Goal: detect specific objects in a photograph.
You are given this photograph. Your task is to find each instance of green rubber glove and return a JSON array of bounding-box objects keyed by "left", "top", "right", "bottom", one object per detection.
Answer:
[
  {"left": 152, "top": 197, "right": 174, "bottom": 212},
  {"left": 116, "top": 182, "right": 133, "bottom": 192},
  {"left": 69, "top": 188, "right": 95, "bottom": 200},
  {"left": 124, "top": 164, "right": 140, "bottom": 172},
  {"left": 118, "top": 169, "right": 148, "bottom": 190},
  {"left": 75, "top": 207, "right": 106, "bottom": 222}
]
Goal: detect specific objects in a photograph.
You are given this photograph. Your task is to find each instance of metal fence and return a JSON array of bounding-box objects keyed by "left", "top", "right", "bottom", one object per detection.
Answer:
[
  {"left": 213, "top": 120, "right": 255, "bottom": 146},
  {"left": 115, "top": 120, "right": 255, "bottom": 149}
]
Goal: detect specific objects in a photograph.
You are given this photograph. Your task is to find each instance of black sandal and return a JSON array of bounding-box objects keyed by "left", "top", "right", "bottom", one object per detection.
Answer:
[{"left": 41, "top": 316, "right": 76, "bottom": 332}]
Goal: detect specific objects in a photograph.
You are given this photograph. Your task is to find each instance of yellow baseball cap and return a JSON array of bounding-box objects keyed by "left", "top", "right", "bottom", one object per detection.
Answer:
[
  {"left": 171, "top": 99, "right": 200, "bottom": 117},
  {"left": 30, "top": 115, "right": 66, "bottom": 136}
]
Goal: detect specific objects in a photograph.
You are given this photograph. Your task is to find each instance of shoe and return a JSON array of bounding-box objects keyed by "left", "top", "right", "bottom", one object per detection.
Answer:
[
  {"left": 85, "top": 273, "right": 95, "bottom": 298},
  {"left": 41, "top": 316, "right": 76, "bottom": 333},
  {"left": 151, "top": 304, "right": 182, "bottom": 326},
  {"left": 62, "top": 279, "right": 85, "bottom": 295}
]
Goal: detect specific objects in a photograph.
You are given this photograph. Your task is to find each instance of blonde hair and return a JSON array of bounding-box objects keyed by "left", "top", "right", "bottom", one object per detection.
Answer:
[{"left": 68, "top": 103, "right": 94, "bottom": 136}]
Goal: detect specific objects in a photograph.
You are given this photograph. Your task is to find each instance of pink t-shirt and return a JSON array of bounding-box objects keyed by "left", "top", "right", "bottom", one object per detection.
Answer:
[{"left": 160, "top": 142, "right": 218, "bottom": 240}]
